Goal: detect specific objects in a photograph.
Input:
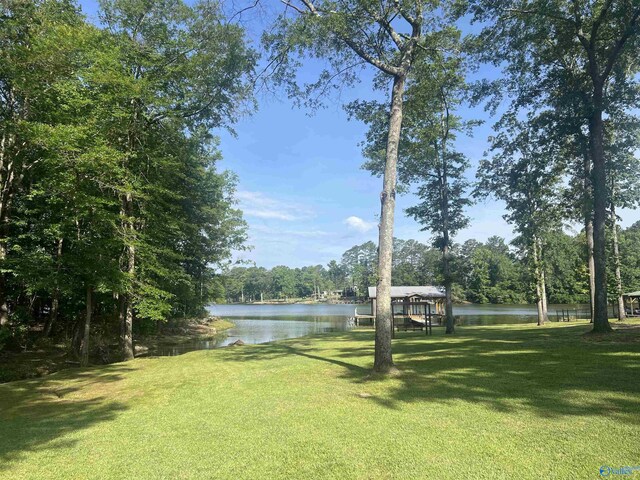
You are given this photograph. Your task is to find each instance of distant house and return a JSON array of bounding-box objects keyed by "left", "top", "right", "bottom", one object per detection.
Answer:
[
  {"left": 327, "top": 289, "right": 345, "bottom": 297},
  {"left": 368, "top": 285, "right": 445, "bottom": 316},
  {"left": 623, "top": 291, "right": 640, "bottom": 316}
]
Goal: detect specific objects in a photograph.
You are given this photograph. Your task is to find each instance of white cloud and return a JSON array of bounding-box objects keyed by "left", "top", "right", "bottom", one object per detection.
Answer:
[
  {"left": 343, "top": 216, "right": 377, "bottom": 233},
  {"left": 251, "top": 224, "right": 331, "bottom": 238},
  {"left": 244, "top": 209, "right": 297, "bottom": 221},
  {"left": 285, "top": 229, "right": 332, "bottom": 238},
  {"left": 236, "top": 191, "right": 314, "bottom": 221}
]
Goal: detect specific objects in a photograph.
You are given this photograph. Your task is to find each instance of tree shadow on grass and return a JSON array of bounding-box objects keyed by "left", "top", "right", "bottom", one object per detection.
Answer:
[
  {"left": 216, "top": 332, "right": 372, "bottom": 371},
  {"left": 0, "top": 364, "right": 133, "bottom": 471},
  {"left": 374, "top": 325, "right": 640, "bottom": 423},
  {"left": 220, "top": 325, "right": 640, "bottom": 423}
]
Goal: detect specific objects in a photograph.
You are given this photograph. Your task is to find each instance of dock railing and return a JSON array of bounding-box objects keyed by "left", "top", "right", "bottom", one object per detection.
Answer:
[{"left": 555, "top": 309, "right": 591, "bottom": 321}]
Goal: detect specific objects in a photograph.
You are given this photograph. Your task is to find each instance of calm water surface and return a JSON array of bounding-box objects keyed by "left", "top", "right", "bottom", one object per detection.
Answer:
[{"left": 150, "top": 302, "right": 588, "bottom": 356}]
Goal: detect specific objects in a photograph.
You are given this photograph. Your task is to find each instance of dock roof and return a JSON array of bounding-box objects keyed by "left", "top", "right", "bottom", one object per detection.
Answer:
[{"left": 367, "top": 286, "right": 445, "bottom": 299}]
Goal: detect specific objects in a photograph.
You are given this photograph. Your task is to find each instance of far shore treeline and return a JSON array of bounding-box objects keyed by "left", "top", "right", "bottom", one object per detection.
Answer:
[{"left": 222, "top": 229, "right": 640, "bottom": 305}]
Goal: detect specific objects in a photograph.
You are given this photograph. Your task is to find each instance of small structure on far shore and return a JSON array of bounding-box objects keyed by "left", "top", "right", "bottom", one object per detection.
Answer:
[
  {"left": 353, "top": 286, "right": 446, "bottom": 335},
  {"left": 622, "top": 291, "right": 640, "bottom": 316}
]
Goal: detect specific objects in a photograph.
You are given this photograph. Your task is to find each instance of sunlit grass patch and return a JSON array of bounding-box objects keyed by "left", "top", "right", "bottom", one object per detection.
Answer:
[{"left": 1, "top": 321, "right": 639, "bottom": 479}]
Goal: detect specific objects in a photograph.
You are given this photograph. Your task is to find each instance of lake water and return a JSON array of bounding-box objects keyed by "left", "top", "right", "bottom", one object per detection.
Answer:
[
  {"left": 149, "top": 302, "right": 588, "bottom": 356},
  {"left": 210, "top": 302, "right": 591, "bottom": 326}
]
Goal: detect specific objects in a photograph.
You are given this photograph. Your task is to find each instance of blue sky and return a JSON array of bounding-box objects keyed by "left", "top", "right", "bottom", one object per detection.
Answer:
[
  {"left": 79, "top": 1, "right": 640, "bottom": 269},
  {"left": 216, "top": 95, "right": 526, "bottom": 268}
]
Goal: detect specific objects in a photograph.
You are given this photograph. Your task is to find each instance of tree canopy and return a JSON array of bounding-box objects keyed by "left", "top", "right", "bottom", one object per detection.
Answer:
[{"left": 0, "top": 0, "right": 256, "bottom": 361}]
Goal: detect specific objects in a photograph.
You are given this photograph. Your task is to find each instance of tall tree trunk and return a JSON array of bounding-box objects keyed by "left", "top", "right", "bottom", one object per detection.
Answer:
[
  {"left": 589, "top": 91, "right": 611, "bottom": 333},
  {"left": 120, "top": 90, "right": 143, "bottom": 359},
  {"left": 443, "top": 245, "right": 454, "bottom": 334},
  {"left": 538, "top": 238, "right": 549, "bottom": 323},
  {"left": 0, "top": 94, "right": 21, "bottom": 328},
  {"left": 120, "top": 193, "right": 135, "bottom": 361},
  {"left": 532, "top": 238, "right": 546, "bottom": 326},
  {"left": 0, "top": 241, "right": 8, "bottom": 327},
  {"left": 44, "top": 238, "right": 63, "bottom": 336},
  {"left": 442, "top": 187, "right": 454, "bottom": 334},
  {"left": 440, "top": 99, "right": 454, "bottom": 335},
  {"left": 611, "top": 205, "right": 625, "bottom": 321},
  {"left": 120, "top": 296, "right": 134, "bottom": 362},
  {"left": 541, "top": 267, "right": 549, "bottom": 323},
  {"left": 581, "top": 145, "right": 596, "bottom": 323},
  {"left": 374, "top": 73, "right": 405, "bottom": 373},
  {"left": 0, "top": 125, "right": 18, "bottom": 327},
  {"left": 121, "top": 244, "right": 135, "bottom": 361},
  {"left": 0, "top": 180, "right": 10, "bottom": 327},
  {"left": 45, "top": 291, "right": 59, "bottom": 336},
  {"left": 80, "top": 285, "right": 93, "bottom": 367},
  {"left": 535, "top": 282, "right": 544, "bottom": 326},
  {"left": 586, "top": 219, "right": 596, "bottom": 322}
]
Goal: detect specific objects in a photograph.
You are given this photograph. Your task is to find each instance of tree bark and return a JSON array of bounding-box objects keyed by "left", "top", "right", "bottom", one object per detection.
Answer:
[
  {"left": 443, "top": 250, "right": 454, "bottom": 334},
  {"left": 0, "top": 240, "right": 8, "bottom": 327},
  {"left": 611, "top": 205, "right": 626, "bottom": 321},
  {"left": 45, "top": 291, "right": 59, "bottom": 336},
  {"left": 586, "top": 219, "right": 596, "bottom": 322},
  {"left": 120, "top": 193, "right": 135, "bottom": 361},
  {"left": 440, "top": 101, "right": 454, "bottom": 335},
  {"left": 541, "top": 267, "right": 549, "bottom": 323},
  {"left": 0, "top": 161, "right": 11, "bottom": 327},
  {"left": 120, "top": 250, "right": 135, "bottom": 361},
  {"left": 0, "top": 88, "right": 24, "bottom": 328},
  {"left": 589, "top": 90, "right": 612, "bottom": 333},
  {"left": 119, "top": 293, "right": 134, "bottom": 361},
  {"left": 44, "top": 238, "right": 64, "bottom": 336},
  {"left": 442, "top": 211, "right": 454, "bottom": 333},
  {"left": 0, "top": 102, "right": 18, "bottom": 327},
  {"left": 535, "top": 281, "right": 544, "bottom": 326},
  {"left": 532, "top": 238, "right": 546, "bottom": 326},
  {"left": 581, "top": 144, "right": 596, "bottom": 323},
  {"left": 374, "top": 73, "right": 405, "bottom": 373},
  {"left": 80, "top": 285, "right": 93, "bottom": 367},
  {"left": 538, "top": 239, "right": 549, "bottom": 323},
  {"left": 120, "top": 86, "right": 143, "bottom": 359}
]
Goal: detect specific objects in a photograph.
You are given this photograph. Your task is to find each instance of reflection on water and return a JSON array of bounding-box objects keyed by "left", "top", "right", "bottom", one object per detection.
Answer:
[
  {"left": 147, "top": 302, "right": 589, "bottom": 356},
  {"left": 149, "top": 315, "right": 352, "bottom": 356},
  {"left": 453, "top": 303, "right": 590, "bottom": 325},
  {"left": 153, "top": 337, "right": 230, "bottom": 356},
  {"left": 211, "top": 303, "right": 359, "bottom": 317},
  {"left": 222, "top": 317, "right": 351, "bottom": 345}
]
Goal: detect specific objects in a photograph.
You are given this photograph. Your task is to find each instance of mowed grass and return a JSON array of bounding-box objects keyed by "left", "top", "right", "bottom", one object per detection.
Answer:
[{"left": 1, "top": 321, "right": 640, "bottom": 480}]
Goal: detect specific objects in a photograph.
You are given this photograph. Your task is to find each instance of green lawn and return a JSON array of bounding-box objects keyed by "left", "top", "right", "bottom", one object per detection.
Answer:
[{"left": 1, "top": 321, "right": 639, "bottom": 479}]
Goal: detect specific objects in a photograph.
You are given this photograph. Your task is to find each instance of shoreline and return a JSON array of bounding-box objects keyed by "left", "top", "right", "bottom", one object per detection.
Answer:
[
  {"left": 135, "top": 317, "right": 235, "bottom": 355},
  {"left": 0, "top": 316, "right": 235, "bottom": 383}
]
